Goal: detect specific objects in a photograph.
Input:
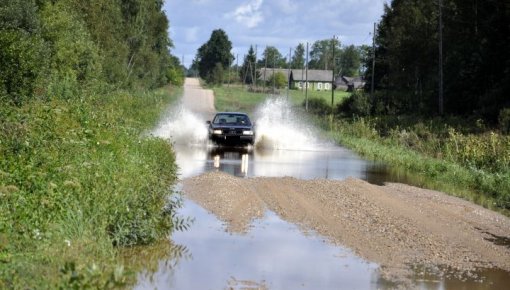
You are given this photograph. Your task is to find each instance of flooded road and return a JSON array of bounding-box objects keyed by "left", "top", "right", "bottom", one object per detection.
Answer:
[
  {"left": 134, "top": 79, "right": 510, "bottom": 289},
  {"left": 176, "top": 144, "right": 393, "bottom": 183}
]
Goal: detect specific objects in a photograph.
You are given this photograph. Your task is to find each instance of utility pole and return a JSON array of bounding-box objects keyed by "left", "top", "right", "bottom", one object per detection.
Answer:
[
  {"left": 287, "top": 47, "right": 292, "bottom": 99},
  {"left": 264, "top": 46, "right": 268, "bottom": 92},
  {"left": 228, "top": 56, "right": 231, "bottom": 87},
  {"left": 438, "top": 0, "right": 444, "bottom": 115},
  {"left": 254, "top": 45, "right": 258, "bottom": 90},
  {"left": 272, "top": 52, "right": 276, "bottom": 94},
  {"left": 371, "top": 23, "right": 376, "bottom": 103},
  {"left": 331, "top": 36, "right": 336, "bottom": 109},
  {"left": 305, "top": 42, "right": 309, "bottom": 111}
]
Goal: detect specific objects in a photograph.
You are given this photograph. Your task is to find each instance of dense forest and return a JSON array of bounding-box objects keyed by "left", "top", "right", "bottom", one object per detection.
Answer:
[
  {"left": 0, "top": 0, "right": 183, "bottom": 106},
  {"left": 367, "top": 0, "right": 510, "bottom": 121}
]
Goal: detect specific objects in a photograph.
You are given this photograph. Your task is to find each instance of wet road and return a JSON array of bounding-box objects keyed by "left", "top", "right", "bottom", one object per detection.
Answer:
[
  {"left": 176, "top": 144, "right": 393, "bottom": 183},
  {"left": 131, "top": 143, "right": 510, "bottom": 290}
]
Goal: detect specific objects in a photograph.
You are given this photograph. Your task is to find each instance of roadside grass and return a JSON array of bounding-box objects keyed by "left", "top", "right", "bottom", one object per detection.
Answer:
[
  {"left": 212, "top": 85, "right": 270, "bottom": 113},
  {"left": 324, "top": 117, "right": 510, "bottom": 214},
  {"left": 0, "top": 86, "right": 182, "bottom": 288},
  {"left": 288, "top": 89, "right": 351, "bottom": 107}
]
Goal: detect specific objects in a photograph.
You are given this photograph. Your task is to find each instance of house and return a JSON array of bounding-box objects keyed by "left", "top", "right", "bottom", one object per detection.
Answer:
[
  {"left": 335, "top": 76, "right": 366, "bottom": 92},
  {"left": 258, "top": 68, "right": 333, "bottom": 91}
]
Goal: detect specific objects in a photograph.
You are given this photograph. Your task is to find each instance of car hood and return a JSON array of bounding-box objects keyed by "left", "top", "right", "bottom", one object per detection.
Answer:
[{"left": 210, "top": 124, "right": 253, "bottom": 130}]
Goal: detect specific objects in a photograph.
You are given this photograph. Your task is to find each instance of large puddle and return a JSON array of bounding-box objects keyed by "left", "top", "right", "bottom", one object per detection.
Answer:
[
  {"left": 133, "top": 98, "right": 510, "bottom": 289},
  {"left": 134, "top": 199, "right": 381, "bottom": 290}
]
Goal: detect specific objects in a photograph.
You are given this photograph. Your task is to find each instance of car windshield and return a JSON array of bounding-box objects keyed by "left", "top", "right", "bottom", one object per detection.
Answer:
[{"left": 213, "top": 114, "right": 251, "bottom": 125}]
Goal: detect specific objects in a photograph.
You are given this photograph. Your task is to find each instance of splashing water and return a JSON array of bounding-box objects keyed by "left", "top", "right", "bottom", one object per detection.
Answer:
[
  {"left": 254, "top": 97, "right": 329, "bottom": 150},
  {"left": 152, "top": 104, "right": 208, "bottom": 145}
]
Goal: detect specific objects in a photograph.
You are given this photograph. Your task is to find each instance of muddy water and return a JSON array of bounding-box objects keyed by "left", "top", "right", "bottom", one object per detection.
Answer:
[
  {"left": 135, "top": 199, "right": 381, "bottom": 290},
  {"left": 175, "top": 144, "right": 395, "bottom": 183}
]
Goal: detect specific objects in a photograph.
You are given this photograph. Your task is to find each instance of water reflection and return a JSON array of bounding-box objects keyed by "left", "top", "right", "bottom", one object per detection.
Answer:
[
  {"left": 134, "top": 199, "right": 381, "bottom": 290},
  {"left": 175, "top": 144, "right": 396, "bottom": 185}
]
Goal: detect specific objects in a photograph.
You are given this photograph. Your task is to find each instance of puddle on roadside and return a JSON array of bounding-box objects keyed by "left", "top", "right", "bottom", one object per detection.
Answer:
[
  {"left": 133, "top": 199, "right": 381, "bottom": 290},
  {"left": 131, "top": 198, "right": 510, "bottom": 290},
  {"left": 475, "top": 227, "right": 510, "bottom": 249}
]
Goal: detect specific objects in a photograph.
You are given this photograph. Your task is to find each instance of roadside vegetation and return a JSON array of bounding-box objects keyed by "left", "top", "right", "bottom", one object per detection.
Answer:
[
  {"left": 1, "top": 0, "right": 185, "bottom": 288},
  {"left": 326, "top": 115, "right": 510, "bottom": 213}
]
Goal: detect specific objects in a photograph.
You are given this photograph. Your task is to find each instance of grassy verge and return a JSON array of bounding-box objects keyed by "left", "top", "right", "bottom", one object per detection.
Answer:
[
  {"left": 323, "top": 117, "right": 510, "bottom": 214},
  {"left": 212, "top": 85, "right": 269, "bottom": 113},
  {"left": 0, "top": 86, "right": 182, "bottom": 288}
]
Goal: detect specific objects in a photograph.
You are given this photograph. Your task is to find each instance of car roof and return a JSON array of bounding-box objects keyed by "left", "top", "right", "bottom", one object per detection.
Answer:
[{"left": 215, "top": 112, "right": 249, "bottom": 116}]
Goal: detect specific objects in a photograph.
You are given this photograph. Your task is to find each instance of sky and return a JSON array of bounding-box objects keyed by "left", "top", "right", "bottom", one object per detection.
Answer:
[{"left": 163, "top": 0, "right": 388, "bottom": 68}]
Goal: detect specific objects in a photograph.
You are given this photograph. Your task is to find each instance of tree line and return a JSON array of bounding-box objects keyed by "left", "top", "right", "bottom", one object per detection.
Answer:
[
  {"left": 366, "top": 0, "right": 509, "bottom": 122},
  {"left": 193, "top": 29, "right": 365, "bottom": 85},
  {"left": 0, "top": 0, "right": 184, "bottom": 106}
]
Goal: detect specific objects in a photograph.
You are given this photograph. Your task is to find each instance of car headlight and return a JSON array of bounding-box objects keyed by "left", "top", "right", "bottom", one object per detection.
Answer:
[
  {"left": 242, "top": 130, "right": 254, "bottom": 135},
  {"left": 213, "top": 129, "right": 223, "bottom": 135}
]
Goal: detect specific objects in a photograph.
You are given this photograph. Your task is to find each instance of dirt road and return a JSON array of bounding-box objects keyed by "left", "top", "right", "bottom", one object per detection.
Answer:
[
  {"left": 182, "top": 78, "right": 215, "bottom": 117},
  {"left": 179, "top": 78, "right": 510, "bottom": 283}
]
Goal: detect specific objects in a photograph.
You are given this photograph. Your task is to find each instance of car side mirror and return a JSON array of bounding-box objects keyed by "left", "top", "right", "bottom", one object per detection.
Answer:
[{"left": 206, "top": 121, "right": 211, "bottom": 125}]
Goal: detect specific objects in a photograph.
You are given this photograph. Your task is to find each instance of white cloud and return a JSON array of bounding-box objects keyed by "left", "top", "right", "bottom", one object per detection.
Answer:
[{"left": 227, "top": 0, "right": 265, "bottom": 29}]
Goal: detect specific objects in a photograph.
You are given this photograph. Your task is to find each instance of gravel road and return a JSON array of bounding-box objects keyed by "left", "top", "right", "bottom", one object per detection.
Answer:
[{"left": 183, "top": 172, "right": 510, "bottom": 283}]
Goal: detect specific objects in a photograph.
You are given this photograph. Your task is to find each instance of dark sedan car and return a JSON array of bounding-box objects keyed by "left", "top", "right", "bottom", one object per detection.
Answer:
[{"left": 207, "top": 112, "right": 255, "bottom": 145}]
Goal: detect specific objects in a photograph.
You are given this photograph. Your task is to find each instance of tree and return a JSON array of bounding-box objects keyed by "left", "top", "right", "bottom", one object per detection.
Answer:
[
  {"left": 0, "top": 0, "right": 47, "bottom": 105},
  {"left": 308, "top": 39, "right": 341, "bottom": 70},
  {"left": 196, "top": 29, "right": 233, "bottom": 83},
  {"left": 240, "top": 45, "right": 257, "bottom": 84},
  {"left": 258, "top": 46, "right": 286, "bottom": 68},
  {"left": 339, "top": 45, "right": 361, "bottom": 77},
  {"left": 369, "top": 0, "right": 510, "bottom": 119},
  {"left": 268, "top": 71, "right": 287, "bottom": 89},
  {"left": 291, "top": 43, "right": 305, "bottom": 69}
]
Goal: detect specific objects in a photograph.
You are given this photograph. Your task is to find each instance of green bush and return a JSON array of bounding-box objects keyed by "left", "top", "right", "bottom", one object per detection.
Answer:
[
  {"left": 303, "top": 97, "right": 331, "bottom": 116},
  {"left": 336, "top": 91, "right": 372, "bottom": 117},
  {"left": 0, "top": 30, "right": 47, "bottom": 105},
  {"left": 267, "top": 72, "right": 287, "bottom": 89},
  {"left": 499, "top": 108, "right": 510, "bottom": 134}
]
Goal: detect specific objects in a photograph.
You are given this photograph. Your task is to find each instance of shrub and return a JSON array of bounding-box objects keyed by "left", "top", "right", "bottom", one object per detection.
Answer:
[
  {"left": 336, "top": 91, "right": 372, "bottom": 117},
  {"left": 304, "top": 97, "right": 331, "bottom": 116},
  {"left": 499, "top": 108, "right": 510, "bottom": 134},
  {"left": 267, "top": 72, "right": 287, "bottom": 89}
]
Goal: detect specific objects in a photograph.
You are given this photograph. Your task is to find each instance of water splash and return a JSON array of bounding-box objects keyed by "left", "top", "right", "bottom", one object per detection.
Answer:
[
  {"left": 152, "top": 104, "right": 208, "bottom": 145},
  {"left": 254, "top": 97, "right": 329, "bottom": 150}
]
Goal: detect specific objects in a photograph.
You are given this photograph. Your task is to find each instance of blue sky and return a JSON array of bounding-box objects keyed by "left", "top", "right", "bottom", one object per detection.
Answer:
[{"left": 163, "top": 0, "right": 388, "bottom": 68}]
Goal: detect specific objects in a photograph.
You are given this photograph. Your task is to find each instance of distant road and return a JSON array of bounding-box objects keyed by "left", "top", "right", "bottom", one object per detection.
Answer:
[{"left": 182, "top": 78, "right": 215, "bottom": 118}]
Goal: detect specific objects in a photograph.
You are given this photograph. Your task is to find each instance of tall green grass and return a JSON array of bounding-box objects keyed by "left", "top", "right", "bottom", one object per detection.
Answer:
[
  {"left": 0, "top": 87, "right": 182, "bottom": 288},
  {"left": 326, "top": 117, "right": 510, "bottom": 213}
]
